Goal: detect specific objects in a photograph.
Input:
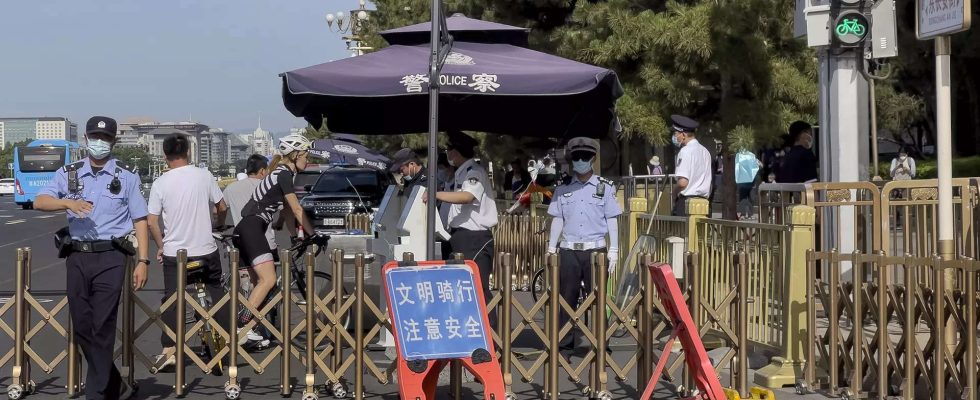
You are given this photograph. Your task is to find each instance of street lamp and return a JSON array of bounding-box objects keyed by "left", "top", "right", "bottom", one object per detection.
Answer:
[{"left": 325, "top": 0, "right": 373, "bottom": 56}]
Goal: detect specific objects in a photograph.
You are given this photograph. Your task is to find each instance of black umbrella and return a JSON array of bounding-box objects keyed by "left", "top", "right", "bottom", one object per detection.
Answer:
[
  {"left": 281, "top": 41, "right": 623, "bottom": 139},
  {"left": 310, "top": 137, "right": 390, "bottom": 171},
  {"left": 380, "top": 13, "right": 530, "bottom": 47}
]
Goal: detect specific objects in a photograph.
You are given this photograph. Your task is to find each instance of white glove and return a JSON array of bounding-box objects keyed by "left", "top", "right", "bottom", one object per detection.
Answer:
[
  {"left": 607, "top": 249, "right": 619, "bottom": 274},
  {"left": 547, "top": 247, "right": 557, "bottom": 255}
]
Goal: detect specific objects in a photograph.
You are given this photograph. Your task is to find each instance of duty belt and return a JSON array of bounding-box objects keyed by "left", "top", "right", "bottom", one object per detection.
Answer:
[
  {"left": 560, "top": 241, "right": 604, "bottom": 251},
  {"left": 72, "top": 240, "right": 116, "bottom": 253}
]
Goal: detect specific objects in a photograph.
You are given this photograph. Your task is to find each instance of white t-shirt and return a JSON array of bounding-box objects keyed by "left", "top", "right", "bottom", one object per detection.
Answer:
[
  {"left": 148, "top": 165, "right": 223, "bottom": 257},
  {"left": 675, "top": 138, "right": 712, "bottom": 197},
  {"left": 447, "top": 159, "right": 498, "bottom": 231}
]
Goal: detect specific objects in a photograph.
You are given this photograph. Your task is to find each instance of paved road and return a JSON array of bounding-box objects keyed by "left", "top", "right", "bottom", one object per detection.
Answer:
[{"left": 0, "top": 196, "right": 823, "bottom": 399}]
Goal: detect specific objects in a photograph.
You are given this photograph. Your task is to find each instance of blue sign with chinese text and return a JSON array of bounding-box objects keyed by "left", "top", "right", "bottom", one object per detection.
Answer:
[{"left": 385, "top": 265, "right": 491, "bottom": 361}]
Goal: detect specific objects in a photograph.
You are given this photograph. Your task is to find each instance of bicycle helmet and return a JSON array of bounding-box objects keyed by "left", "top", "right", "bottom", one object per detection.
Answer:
[{"left": 278, "top": 134, "right": 312, "bottom": 156}]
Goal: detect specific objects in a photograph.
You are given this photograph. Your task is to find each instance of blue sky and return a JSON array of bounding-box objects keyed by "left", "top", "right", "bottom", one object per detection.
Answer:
[{"left": 1, "top": 0, "right": 365, "bottom": 134}]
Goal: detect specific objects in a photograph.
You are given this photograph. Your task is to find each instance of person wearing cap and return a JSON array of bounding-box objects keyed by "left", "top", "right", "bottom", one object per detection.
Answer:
[
  {"left": 669, "top": 114, "right": 712, "bottom": 216},
  {"left": 547, "top": 137, "right": 622, "bottom": 350},
  {"left": 36, "top": 116, "right": 149, "bottom": 399},
  {"left": 389, "top": 148, "right": 428, "bottom": 193},
  {"left": 432, "top": 131, "right": 498, "bottom": 312}
]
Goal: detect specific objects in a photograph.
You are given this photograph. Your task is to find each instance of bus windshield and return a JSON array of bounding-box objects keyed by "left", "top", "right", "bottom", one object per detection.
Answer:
[{"left": 17, "top": 146, "right": 67, "bottom": 172}]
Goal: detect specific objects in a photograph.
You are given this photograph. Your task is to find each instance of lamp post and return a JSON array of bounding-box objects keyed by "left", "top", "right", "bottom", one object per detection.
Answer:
[{"left": 325, "top": 0, "right": 372, "bottom": 56}]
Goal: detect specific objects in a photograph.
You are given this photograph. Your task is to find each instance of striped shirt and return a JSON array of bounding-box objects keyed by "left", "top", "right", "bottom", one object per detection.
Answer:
[{"left": 241, "top": 166, "right": 295, "bottom": 223}]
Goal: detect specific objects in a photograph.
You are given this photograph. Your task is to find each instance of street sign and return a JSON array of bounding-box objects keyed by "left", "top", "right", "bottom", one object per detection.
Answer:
[
  {"left": 384, "top": 264, "right": 492, "bottom": 361},
  {"left": 917, "top": 0, "right": 972, "bottom": 39}
]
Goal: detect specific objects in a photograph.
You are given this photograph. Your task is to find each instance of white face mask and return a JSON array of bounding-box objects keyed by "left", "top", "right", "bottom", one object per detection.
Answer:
[
  {"left": 572, "top": 159, "right": 593, "bottom": 174},
  {"left": 87, "top": 138, "right": 112, "bottom": 160}
]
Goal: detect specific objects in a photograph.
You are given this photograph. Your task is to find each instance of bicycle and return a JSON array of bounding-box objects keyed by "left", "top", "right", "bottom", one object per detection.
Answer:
[
  {"left": 182, "top": 259, "right": 226, "bottom": 376},
  {"left": 212, "top": 227, "right": 350, "bottom": 350}
]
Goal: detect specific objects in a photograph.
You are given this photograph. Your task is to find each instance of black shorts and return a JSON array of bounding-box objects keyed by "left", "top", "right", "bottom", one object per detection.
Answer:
[{"left": 234, "top": 215, "right": 275, "bottom": 267}]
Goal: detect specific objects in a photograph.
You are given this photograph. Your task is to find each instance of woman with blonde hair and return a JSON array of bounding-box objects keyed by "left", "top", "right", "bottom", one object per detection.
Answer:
[{"left": 233, "top": 134, "right": 317, "bottom": 346}]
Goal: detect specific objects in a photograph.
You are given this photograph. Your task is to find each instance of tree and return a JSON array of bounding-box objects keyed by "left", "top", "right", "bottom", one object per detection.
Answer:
[
  {"left": 304, "top": 117, "right": 332, "bottom": 140},
  {"left": 0, "top": 140, "right": 33, "bottom": 179},
  {"left": 112, "top": 146, "right": 153, "bottom": 178}
]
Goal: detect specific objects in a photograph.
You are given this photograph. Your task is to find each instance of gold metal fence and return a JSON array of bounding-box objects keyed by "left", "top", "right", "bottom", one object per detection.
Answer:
[
  {"left": 801, "top": 250, "right": 980, "bottom": 400},
  {"left": 4, "top": 243, "right": 771, "bottom": 399}
]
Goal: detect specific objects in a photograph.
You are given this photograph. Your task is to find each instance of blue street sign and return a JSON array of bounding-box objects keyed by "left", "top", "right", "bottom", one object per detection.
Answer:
[{"left": 385, "top": 264, "right": 492, "bottom": 361}]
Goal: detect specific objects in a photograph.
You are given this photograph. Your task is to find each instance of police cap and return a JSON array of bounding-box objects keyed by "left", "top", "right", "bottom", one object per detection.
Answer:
[
  {"left": 86, "top": 116, "right": 117, "bottom": 138},
  {"left": 566, "top": 137, "right": 599, "bottom": 154},
  {"left": 389, "top": 148, "right": 419, "bottom": 173},
  {"left": 670, "top": 114, "right": 699, "bottom": 133}
]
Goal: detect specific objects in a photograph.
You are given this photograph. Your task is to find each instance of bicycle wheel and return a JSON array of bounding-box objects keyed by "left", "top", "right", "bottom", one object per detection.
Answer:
[
  {"left": 531, "top": 268, "right": 545, "bottom": 302},
  {"left": 291, "top": 271, "right": 351, "bottom": 351}
]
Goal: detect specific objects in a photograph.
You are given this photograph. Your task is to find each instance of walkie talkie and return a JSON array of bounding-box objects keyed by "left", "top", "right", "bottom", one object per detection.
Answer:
[{"left": 68, "top": 170, "right": 82, "bottom": 194}]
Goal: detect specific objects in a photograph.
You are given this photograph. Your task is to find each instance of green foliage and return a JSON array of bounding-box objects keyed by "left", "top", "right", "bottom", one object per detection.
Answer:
[
  {"left": 304, "top": 117, "right": 332, "bottom": 140},
  {"left": 112, "top": 146, "right": 153, "bottom": 177},
  {"left": 877, "top": 156, "right": 980, "bottom": 179}
]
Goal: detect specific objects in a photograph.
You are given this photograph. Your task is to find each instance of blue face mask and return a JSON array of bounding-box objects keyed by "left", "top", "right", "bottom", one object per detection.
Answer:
[
  {"left": 87, "top": 139, "right": 112, "bottom": 160},
  {"left": 671, "top": 134, "right": 682, "bottom": 148},
  {"left": 572, "top": 160, "right": 593, "bottom": 174}
]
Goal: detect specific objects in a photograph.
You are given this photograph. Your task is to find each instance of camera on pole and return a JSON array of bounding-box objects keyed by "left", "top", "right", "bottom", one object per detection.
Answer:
[{"left": 831, "top": 0, "right": 871, "bottom": 48}]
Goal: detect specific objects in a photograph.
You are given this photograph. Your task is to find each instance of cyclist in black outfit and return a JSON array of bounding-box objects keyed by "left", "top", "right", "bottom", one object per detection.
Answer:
[{"left": 233, "top": 134, "right": 317, "bottom": 345}]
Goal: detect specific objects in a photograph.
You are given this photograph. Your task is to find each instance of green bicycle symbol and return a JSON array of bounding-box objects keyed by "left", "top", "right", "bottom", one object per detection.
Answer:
[{"left": 836, "top": 18, "right": 866, "bottom": 36}]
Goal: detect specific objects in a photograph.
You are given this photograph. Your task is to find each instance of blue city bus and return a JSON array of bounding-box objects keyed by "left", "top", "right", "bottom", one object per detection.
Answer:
[{"left": 13, "top": 139, "right": 83, "bottom": 209}]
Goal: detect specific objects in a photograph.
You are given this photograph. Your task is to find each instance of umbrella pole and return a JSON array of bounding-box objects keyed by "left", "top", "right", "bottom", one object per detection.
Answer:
[{"left": 425, "top": 0, "right": 443, "bottom": 260}]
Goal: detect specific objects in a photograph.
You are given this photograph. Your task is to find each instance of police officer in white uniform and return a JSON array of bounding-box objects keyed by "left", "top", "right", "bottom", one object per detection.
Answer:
[
  {"left": 433, "top": 131, "right": 498, "bottom": 310},
  {"left": 670, "top": 115, "right": 712, "bottom": 216},
  {"left": 547, "top": 137, "right": 622, "bottom": 349}
]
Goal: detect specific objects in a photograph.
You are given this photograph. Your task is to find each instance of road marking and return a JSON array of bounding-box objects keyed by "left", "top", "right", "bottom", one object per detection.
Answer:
[
  {"left": 0, "top": 297, "right": 52, "bottom": 304},
  {"left": 0, "top": 215, "right": 12, "bottom": 218},
  {"left": 5, "top": 219, "right": 25, "bottom": 225},
  {"left": 0, "top": 260, "right": 64, "bottom": 285},
  {"left": 0, "top": 231, "right": 61, "bottom": 249},
  {"left": 34, "top": 215, "right": 57, "bottom": 219}
]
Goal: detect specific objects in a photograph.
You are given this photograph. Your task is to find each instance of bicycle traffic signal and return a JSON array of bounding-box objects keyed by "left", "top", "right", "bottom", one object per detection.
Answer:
[{"left": 831, "top": 0, "right": 872, "bottom": 48}]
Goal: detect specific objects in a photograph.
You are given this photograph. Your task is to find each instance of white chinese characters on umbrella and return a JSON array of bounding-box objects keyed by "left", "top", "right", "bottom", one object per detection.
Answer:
[
  {"left": 399, "top": 74, "right": 429, "bottom": 93},
  {"left": 468, "top": 73, "right": 500, "bottom": 93}
]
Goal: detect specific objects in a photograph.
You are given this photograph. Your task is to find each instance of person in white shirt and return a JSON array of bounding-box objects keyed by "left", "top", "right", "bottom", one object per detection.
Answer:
[
  {"left": 669, "top": 114, "right": 712, "bottom": 216},
  {"left": 147, "top": 134, "right": 228, "bottom": 370},
  {"left": 890, "top": 148, "right": 916, "bottom": 180},
  {"left": 431, "top": 131, "right": 498, "bottom": 322}
]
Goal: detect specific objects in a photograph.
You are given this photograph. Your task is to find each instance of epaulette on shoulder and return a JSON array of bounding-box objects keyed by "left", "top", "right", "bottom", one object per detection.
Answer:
[
  {"left": 114, "top": 160, "right": 136, "bottom": 174},
  {"left": 62, "top": 161, "right": 85, "bottom": 173},
  {"left": 597, "top": 176, "right": 615, "bottom": 186}
]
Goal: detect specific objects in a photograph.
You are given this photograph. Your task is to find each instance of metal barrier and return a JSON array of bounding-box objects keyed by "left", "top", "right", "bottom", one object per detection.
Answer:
[
  {"left": 4, "top": 243, "right": 766, "bottom": 399},
  {"left": 759, "top": 179, "right": 980, "bottom": 260},
  {"left": 344, "top": 213, "right": 371, "bottom": 233},
  {"left": 801, "top": 250, "right": 980, "bottom": 400}
]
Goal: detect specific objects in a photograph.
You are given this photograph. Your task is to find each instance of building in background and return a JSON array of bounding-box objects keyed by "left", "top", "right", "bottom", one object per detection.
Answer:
[
  {"left": 251, "top": 120, "right": 272, "bottom": 157},
  {"left": 228, "top": 134, "right": 252, "bottom": 164},
  {"left": 200, "top": 128, "right": 230, "bottom": 167},
  {"left": 117, "top": 120, "right": 209, "bottom": 163},
  {"left": 0, "top": 117, "right": 77, "bottom": 149},
  {"left": 143, "top": 128, "right": 200, "bottom": 165}
]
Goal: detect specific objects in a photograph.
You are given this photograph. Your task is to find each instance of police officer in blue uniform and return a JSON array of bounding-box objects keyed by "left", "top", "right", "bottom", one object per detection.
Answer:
[
  {"left": 36, "top": 116, "right": 149, "bottom": 400},
  {"left": 547, "top": 137, "right": 622, "bottom": 350}
]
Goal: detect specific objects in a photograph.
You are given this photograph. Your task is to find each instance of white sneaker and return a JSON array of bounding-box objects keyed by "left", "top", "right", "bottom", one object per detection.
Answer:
[
  {"left": 238, "top": 329, "right": 265, "bottom": 345},
  {"left": 154, "top": 353, "right": 176, "bottom": 371}
]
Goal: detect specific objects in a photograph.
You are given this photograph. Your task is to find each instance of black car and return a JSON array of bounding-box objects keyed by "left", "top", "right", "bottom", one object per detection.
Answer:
[
  {"left": 300, "top": 165, "right": 391, "bottom": 232},
  {"left": 294, "top": 166, "right": 326, "bottom": 201}
]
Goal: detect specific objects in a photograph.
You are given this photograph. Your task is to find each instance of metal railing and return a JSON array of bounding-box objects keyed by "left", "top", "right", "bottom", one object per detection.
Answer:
[
  {"left": 801, "top": 250, "right": 980, "bottom": 399},
  {"left": 3, "top": 244, "right": 766, "bottom": 399}
]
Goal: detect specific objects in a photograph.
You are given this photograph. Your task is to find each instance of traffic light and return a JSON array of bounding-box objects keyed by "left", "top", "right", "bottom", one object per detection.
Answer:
[{"left": 831, "top": 0, "right": 871, "bottom": 48}]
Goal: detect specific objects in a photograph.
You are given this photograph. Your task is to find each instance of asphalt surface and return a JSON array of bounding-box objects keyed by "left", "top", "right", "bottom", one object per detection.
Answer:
[{"left": 0, "top": 196, "right": 824, "bottom": 399}]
